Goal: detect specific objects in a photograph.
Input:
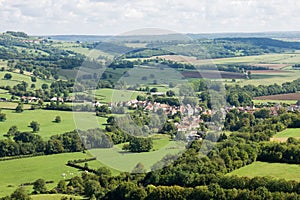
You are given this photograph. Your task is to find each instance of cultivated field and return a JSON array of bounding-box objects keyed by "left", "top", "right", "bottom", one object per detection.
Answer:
[
  {"left": 227, "top": 161, "right": 300, "bottom": 181},
  {"left": 0, "top": 152, "right": 92, "bottom": 197},
  {"left": 254, "top": 93, "right": 300, "bottom": 101}
]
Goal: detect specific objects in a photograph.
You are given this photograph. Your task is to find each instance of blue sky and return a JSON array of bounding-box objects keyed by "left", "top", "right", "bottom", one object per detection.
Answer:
[{"left": 0, "top": 0, "right": 299, "bottom": 35}]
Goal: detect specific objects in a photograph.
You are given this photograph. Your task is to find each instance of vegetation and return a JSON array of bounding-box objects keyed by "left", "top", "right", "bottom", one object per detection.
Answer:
[
  {"left": 228, "top": 161, "right": 300, "bottom": 181},
  {"left": 2, "top": 31, "right": 300, "bottom": 199}
]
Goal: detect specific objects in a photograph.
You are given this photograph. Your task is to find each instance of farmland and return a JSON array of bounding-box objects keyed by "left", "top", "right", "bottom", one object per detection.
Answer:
[
  {"left": 254, "top": 93, "right": 300, "bottom": 101},
  {"left": 0, "top": 71, "right": 50, "bottom": 89},
  {"left": 93, "top": 88, "right": 142, "bottom": 103},
  {"left": 156, "top": 53, "right": 300, "bottom": 66},
  {"left": 31, "top": 194, "right": 85, "bottom": 200},
  {"left": 0, "top": 152, "right": 92, "bottom": 197},
  {"left": 2, "top": 31, "right": 300, "bottom": 199},
  {"left": 227, "top": 161, "right": 300, "bottom": 181},
  {"left": 89, "top": 134, "right": 185, "bottom": 172},
  {"left": 273, "top": 128, "right": 300, "bottom": 139},
  {"left": 0, "top": 109, "right": 106, "bottom": 139}
]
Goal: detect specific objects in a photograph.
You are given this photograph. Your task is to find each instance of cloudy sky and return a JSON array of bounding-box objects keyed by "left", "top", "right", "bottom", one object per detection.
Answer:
[{"left": 0, "top": 0, "right": 300, "bottom": 35}]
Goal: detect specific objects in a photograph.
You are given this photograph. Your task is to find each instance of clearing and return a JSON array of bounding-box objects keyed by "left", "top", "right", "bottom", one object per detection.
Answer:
[{"left": 227, "top": 161, "right": 300, "bottom": 181}]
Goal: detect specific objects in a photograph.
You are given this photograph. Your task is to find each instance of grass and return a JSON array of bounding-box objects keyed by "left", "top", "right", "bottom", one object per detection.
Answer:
[
  {"left": 252, "top": 99, "right": 297, "bottom": 105},
  {"left": 0, "top": 102, "right": 32, "bottom": 110},
  {"left": 89, "top": 134, "right": 185, "bottom": 173},
  {"left": 227, "top": 161, "right": 300, "bottom": 181},
  {"left": 93, "top": 88, "right": 142, "bottom": 103},
  {"left": 242, "top": 71, "right": 300, "bottom": 85},
  {"left": 0, "top": 109, "right": 107, "bottom": 140},
  {"left": 0, "top": 71, "right": 50, "bottom": 89},
  {"left": 77, "top": 159, "right": 120, "bottom": 176},
  {"left": 0, "top": 152, "right": 92, "bottom": 197},
  {"left": 273, "top": 128, "right": 300, "bottom": 138},
  {"left": 31, "top": 194, "right": 85, "bottom": 200},
  {"left": 0, "top": 89, "right": 11, "bottom": 99}
]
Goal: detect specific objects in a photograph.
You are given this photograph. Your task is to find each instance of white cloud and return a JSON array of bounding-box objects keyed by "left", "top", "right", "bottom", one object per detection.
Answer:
[{"left": 0, "top": 0, "right": 299, "bottom": 35}]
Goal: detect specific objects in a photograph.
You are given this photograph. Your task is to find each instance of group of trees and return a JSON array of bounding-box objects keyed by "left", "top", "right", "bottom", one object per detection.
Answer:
[
  {"left": 123, "top": 137, "right": 153, "bottom": 152},
  {"left": 0, "top": 130, "right": 84, "bottom": 157},
  {"left": 224, "top": 108, "right": 300, "bottom": 140},
  {"left": 258, "top": 139, "right": 300, "bottom": 164}
]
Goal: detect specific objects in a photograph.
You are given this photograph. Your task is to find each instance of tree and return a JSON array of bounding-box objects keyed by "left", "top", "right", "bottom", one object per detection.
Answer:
[
  {"left": 132, "top": 162, "right": 146, "bottom": 174},
  {"left": 4, "top": 73, "right": 12, "bottom": 80},
  {"left": 254, "top": 108, "right": 271, "bottom": 119},
  {"left": 166, "top": 90, "right": 176, "bottom": 97},
  {"left": 15, "top": 103, "right": 24, "bottom": 113},
  {"left": 150, "top": 88, "right": 158, "bottom": 93},
  {"left": 0, "top": 112, "right": 6, "bottom": 121},
  {"left": 84, "top": 180, "right": 101, "bottom": 197},
  {"left": 6, "top": 125, "right": 18, "bottom": 138},
  {"left": 10, "top": 187, "right": 31, "bottom": 200},
  {"left": 41, "top": 83, "right": 48, "bottom": 90},
  {"left": 29, "top": 121, "right": 40, "bottom": 132},
  {"left": 31, "top": 77, "right": 37, "bottom": 82},
  {"left": 54, "top": 116, "right": 61, "bottom": 123},
  {"left": 56, "top": 180, "right": 67, "bottom": 194},
  {"left": 129, "top": 137, "right": 153, "bottom": 152},
  {"left": 33, "top": 178, "right": 47, "bottom": 194}
]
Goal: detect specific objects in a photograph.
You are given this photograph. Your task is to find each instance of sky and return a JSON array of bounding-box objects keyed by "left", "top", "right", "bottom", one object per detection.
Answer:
[{"left": 0, "top": 0, "right": 300, "bottom": 35}]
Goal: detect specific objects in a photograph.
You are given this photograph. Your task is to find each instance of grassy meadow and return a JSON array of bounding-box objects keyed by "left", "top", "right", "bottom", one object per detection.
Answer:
[
  {"left": 0, "top": 152, "right": 92, "bottom": 197},
  {"left": 227, "top": 161, "right": 300, "bottom": 181},
  {"left": 273, "top": 128, "right": 300, "bottom": 139},
  {"left": 0, "top": 71, "right": 50, "bottom": 89},
  {"left": 0, "top": 109, "right": 107, "bottom": 140},
  {"left": 31, "top": 194, "right": 85, "bottom": 200},
  {"left": 89, "top": 134, "right": 186, "bottom": 173}
]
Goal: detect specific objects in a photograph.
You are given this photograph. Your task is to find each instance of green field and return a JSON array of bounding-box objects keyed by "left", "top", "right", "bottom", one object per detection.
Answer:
[
  {"left": 252, "top": 99, "right": 297, "bottom": 105},
  {"left": 89, "top": 135, "right": 185, "bottom": 172},
  {"left": 77, "top": 159, "right": 120, "bottom": 176},
  {"left": 31, "top": 194, "right": 85, "bottom": 200},
  {"left": 273, "top": 128, "right": 300, "bottom": 138},
  {"left": 178, "top": 53, "right": 300, "bottom": 66},
  {"left": 0, "top": 152, "right": 92, "bottom": 197},
  {"left": 0, "top": 109, "right": 106, "bottom": 139},
  {"left": 0, "top": 89, "right": 11, "bottom": 99},
  {"left": 93, "top": 88, "right": 142, "bottom": 103},
  {"left": 0, "top": 71, "right": 50, "bottom": 89},
  {"left": 0, "top": 102, "right": 32, "bottom": 110},
  {"left": 227, "top": 161, "right": 300, "bottom": 181},
  {"left": 237, "top": 70, "right": 300, "bottom": 86}
]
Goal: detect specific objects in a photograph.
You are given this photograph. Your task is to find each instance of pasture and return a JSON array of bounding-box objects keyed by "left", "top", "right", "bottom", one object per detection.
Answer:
[
  {"left": 31, "top": 194, "right": 85, "bottom": 200},
  {"left": 89, "top": 134, "right": 186, "bottom": 173},
  {"left": 252, "top": 99, "right": 297, "bottom": 105},
  {"left": 93, "top": 88, "right": 142, "bottom": 103},
  {"left": 0, "top": 71, "right": 50, "bottom": 89},
  {"left": 0, "top": 102, "right": 31, "bottom": 110},
  {"left": 227, "top": 161, "right": 300, "bottom": 181},
  {"left": 236, "top": 70, "right": 300, "bottom": 86},
  {"left": 0, "top": 109, "right": 106, "bottom": 140},
  {"left": 0, "top": 152, "right": 92, "bottom": 197},
  {"left": 0, "top": 89, "right": 11, "bottom": 99},
  {"left": 273, "top": 128, "right": 300, "bottom": 139}
]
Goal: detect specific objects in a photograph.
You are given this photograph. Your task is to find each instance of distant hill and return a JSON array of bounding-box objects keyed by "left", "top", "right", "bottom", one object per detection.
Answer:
[
  {"left": 42, "top": 31, "right": 300, "bottom": 42},
  {"left": 215, "top": 37, "right": 300, "bottom": 50}
]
